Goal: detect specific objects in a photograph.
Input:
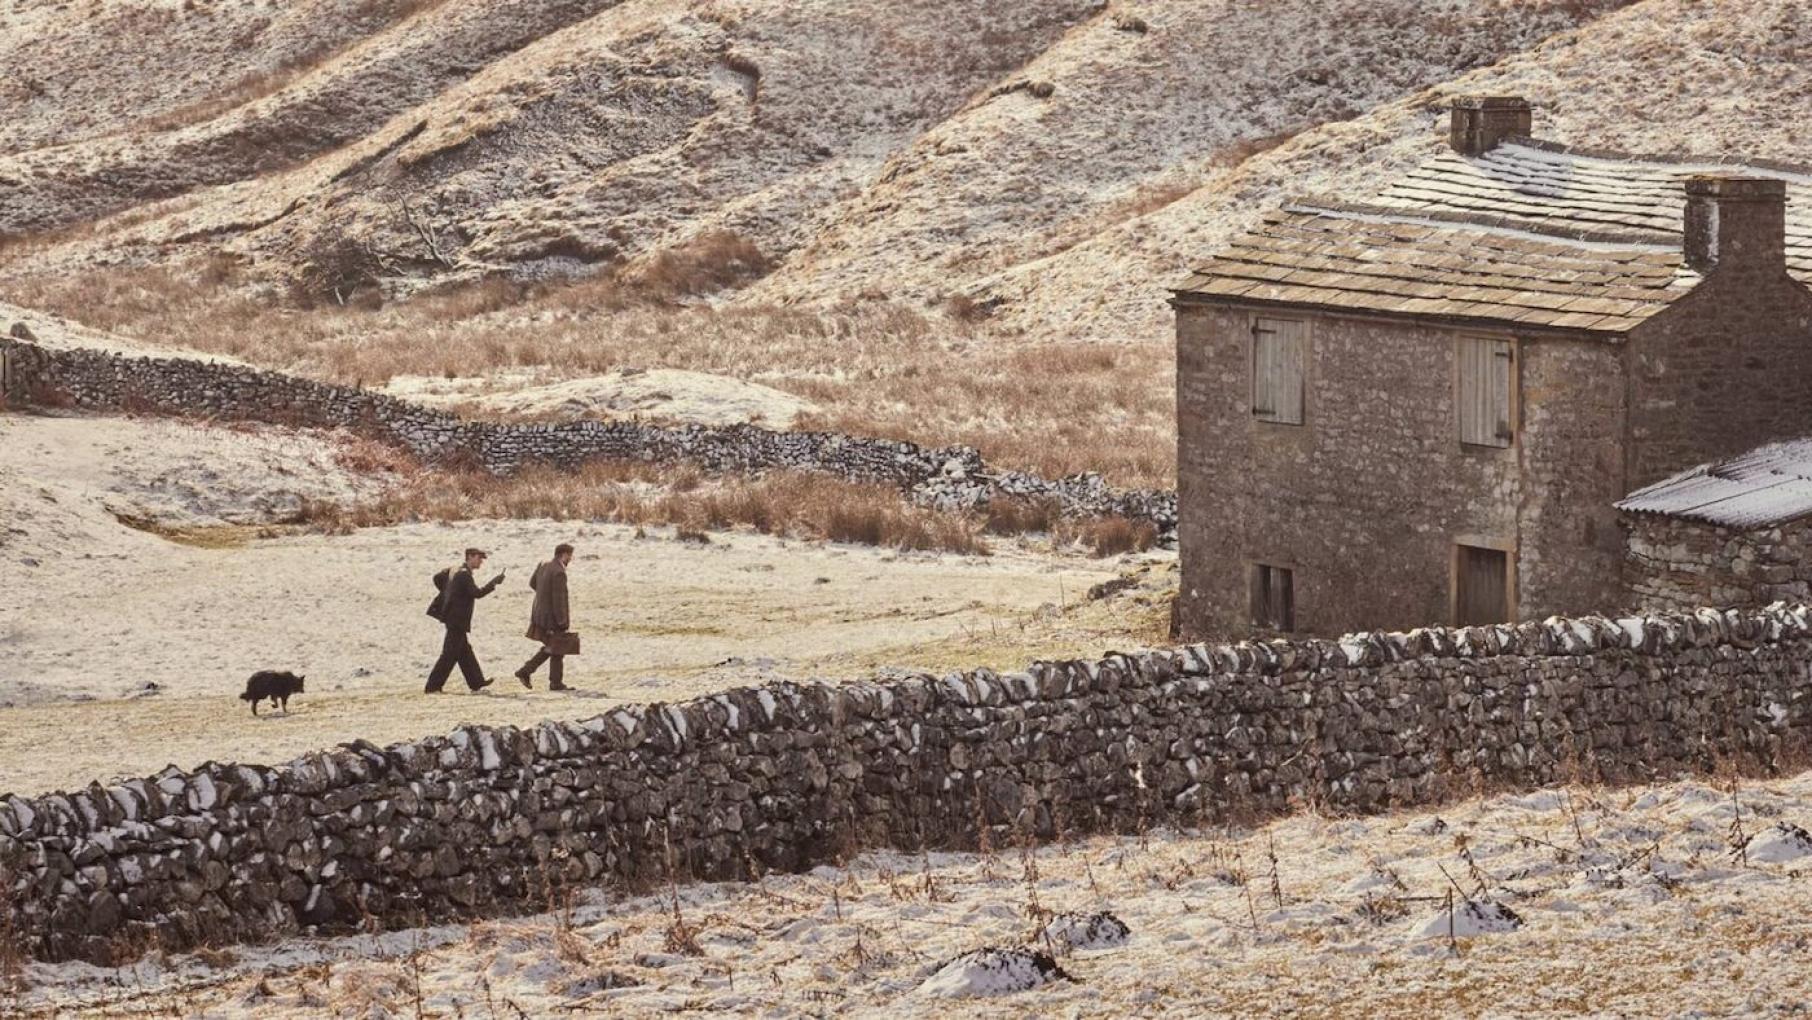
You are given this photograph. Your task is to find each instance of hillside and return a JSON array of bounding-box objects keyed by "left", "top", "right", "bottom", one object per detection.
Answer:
[
  {"left": 6, "top": 0, "right": 1808, "bottom": 488},
  {"left": 1, "top": 1, "right": 1625, "bottom": 300}
]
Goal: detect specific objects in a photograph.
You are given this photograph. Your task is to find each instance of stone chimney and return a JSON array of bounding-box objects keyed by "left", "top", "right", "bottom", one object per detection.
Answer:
[
  {"left": 1683, "top": 176, "right": 1787, "bottom": 275},
  {"left": 1449, "top": 96, "right": 1532, "bottom": 156}
]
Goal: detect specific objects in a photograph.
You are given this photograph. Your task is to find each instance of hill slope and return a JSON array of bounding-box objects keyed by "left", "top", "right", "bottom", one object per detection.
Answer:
[
  {"left": 0, "top": 0, "right": 1629, "bottom": 316},
  {"left": 9, "top": 0, "right": 1810, "bottom": 487}
]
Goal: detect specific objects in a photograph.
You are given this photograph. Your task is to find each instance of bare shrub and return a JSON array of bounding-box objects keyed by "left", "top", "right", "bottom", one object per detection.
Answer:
[{"left": 293, "top": 233, "right": 386, "bottom": 307}]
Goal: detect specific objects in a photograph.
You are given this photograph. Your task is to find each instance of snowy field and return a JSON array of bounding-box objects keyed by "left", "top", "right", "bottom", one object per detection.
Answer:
[
  {"left": 15, "top": 771, "right": 1812, "bottom": 1018},
  {"left": 0, "top": 411, "right": 1149, "bottom": 796}
]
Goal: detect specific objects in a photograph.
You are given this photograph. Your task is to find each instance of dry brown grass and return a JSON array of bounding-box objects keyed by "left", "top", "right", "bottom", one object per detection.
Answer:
[
  {"left": 4, "top": 259, "right": 1177, "bottom": 487},
  {"left": 983, "top": 495, "right": 1064, "bottom": 536},
  {"left": 1054, "top": 515, "right": 1160, "bottom": 558},
  {"left": 300, "top": 459, "right": 995, "bottom": 556},
  {"left": 628, "top": 230, "right": 773, "bottom": 300}
]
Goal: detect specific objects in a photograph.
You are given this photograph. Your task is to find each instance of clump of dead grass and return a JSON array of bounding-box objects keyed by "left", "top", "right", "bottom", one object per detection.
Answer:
[
  {"left": 301, "top": 460, "right": 994, "bottom": 556},
  {"left": 1055, "top": 516, "right": 1159, "bottom": 557},
  {"left": 984, "top": 495, "right": 1064, "bottom": 536},
  {"left": 629, "top": 230, "right": 773, "bottom": 300}
]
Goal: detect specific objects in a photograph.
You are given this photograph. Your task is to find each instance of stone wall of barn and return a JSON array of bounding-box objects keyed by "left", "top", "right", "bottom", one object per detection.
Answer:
[
  {"left": 1625, "top": 514, "right": 1812, "bottom": 611},
  {"left": 0, "top": 337, "right": 1175, "bottom": 532},
  {"left": 1173, "top": 302, "right": 1627, "bottom": 640},
  {"left": 5, "top": 605, "right": 1811, "bottom": 965},
  {"left": 1626, "top": 267, "right": 1812, "bottom": 490}
]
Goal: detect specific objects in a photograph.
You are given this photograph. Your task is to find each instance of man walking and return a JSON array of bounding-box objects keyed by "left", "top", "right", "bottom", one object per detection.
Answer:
[
  {"left": 426, "top": 547, "right": 505, "bottom": 694},
  {"left": 515, "top": 542, "right": 575, "bottom": 691}
]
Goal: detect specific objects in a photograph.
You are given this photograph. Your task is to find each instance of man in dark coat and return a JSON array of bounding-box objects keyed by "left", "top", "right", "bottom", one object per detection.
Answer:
[
  {"left": 515, "top": 543, "right": 574, "bottom": 691},
  {"left": 425, "top": 547, "right": 505, "bottom": 693}
]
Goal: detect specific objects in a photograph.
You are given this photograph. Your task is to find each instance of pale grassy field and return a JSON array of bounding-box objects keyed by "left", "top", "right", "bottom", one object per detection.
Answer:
[
  {"left": 0, "top": 411, "right": 1167, "bottom": 797},
  {"left": 16, "top": 771, "right": 1812, "bottom": 1017}
]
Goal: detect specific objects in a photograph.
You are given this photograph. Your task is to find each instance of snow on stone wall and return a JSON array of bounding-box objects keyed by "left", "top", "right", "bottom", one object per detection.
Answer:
[
  {"left": 4, "top": 604, "right": 1811, "bottom": 964},
  {"left": 0, "top": 338, "right": 1177, "bottom": 532}
]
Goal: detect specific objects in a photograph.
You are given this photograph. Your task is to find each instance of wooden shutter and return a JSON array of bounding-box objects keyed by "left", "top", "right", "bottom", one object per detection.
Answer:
[
  {"left": 1455, "top": 545, "right": 1509, "bottom": 625},
  {"left": 1270, "top": 566, "right": 1294, "bottom": 631},
  {"left": 1252, "top": 318, "right": 1306, "bottom": 425},
  {"left": 1251, "top": 564, "right": 1295, "bottom": 631},
  {"left": 1459, "top": 338, "right": 1514, "bottom": 447}
]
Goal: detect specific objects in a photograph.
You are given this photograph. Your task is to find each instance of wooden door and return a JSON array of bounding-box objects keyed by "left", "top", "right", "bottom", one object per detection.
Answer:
[{"left": 1455, "top": 545, "right": 1509, "bottom": 625}]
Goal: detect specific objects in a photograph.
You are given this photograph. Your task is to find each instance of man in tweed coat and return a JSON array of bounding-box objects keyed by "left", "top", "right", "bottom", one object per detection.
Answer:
[{"left": 515, "top": 542, "right": 575, "bottom": 690}]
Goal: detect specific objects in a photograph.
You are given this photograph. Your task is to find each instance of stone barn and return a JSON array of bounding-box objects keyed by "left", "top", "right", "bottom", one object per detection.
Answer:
[
  {"left": 1621, "top": 437, "right": 1812, "bottom": 611},
  {"left": 1172, "top": 96, "right": 1812, "bottom": 640}
]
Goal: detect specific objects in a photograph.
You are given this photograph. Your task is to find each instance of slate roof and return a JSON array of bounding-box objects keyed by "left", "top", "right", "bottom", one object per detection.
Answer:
[
  {"left": 1377, "top": 142, "right": 1812, "bottom": 280},
  {"left": 1176, "top": 140, "right": 1812, "bottom": 334},
  {"left": 1618, "top": 437, "right": 1812, "bottom": 529}
]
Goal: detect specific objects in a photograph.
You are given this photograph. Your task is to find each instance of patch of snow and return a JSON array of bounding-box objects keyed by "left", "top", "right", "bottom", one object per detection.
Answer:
[
  {"left": 1410, "top": 900, "right": 1524, "bottom": 940},
  {"left": 1744, "top": 822, "right": 1812, "bottom": 864},
  {"left": 383, "top": 368, "right": 819, "bottom": 429},
  {"left": 917, "top": 947, "right": 1070, "bottom": 998},
  {"left": 1040, "top": 912, "right": 1131, "bottom": 952}
]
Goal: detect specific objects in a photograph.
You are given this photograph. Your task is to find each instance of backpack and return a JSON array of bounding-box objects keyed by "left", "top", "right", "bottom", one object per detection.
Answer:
[{"left": 426, "top": 567, "right": 453, "bottom": 621}]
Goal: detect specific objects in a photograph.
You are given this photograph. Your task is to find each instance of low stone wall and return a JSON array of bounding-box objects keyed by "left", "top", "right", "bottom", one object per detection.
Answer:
[
  {"left": 0, "top": 337, "right": 1177, "bottom": 531},
  {"left": 1625, "top": 514, "right": 1812, "bottom": 611},
  {"left": 5, "top": 605, "right": 1810, "bottom": 964}
]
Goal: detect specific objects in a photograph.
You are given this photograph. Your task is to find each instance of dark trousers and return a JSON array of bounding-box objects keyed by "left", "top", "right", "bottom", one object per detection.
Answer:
[
  {"left": 426, "top": 627, "right": 486, "bottom": 691},
  {"left": 519, "top": 649, "right": 565, "bottom": 687}
]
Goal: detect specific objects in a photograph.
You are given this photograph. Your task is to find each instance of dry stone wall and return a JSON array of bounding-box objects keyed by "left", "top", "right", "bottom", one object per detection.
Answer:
[
  {"left": 6, "top": 605, "right": 1812, "bottom": 964},
  {"left": 0, "top": 337, "right": 1176, "bottom": 532}
]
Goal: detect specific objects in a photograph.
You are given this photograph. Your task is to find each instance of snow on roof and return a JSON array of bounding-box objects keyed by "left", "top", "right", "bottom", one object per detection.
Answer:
[
  {"left": 1378, "top": 142, "right": 1812, "bottom": 283},
  {"left": 1177, "top": 139, "right": 1812, "bottom": 331},
  {"left": 1618, "top": 437, "right": 1812, "bottom": 529}
]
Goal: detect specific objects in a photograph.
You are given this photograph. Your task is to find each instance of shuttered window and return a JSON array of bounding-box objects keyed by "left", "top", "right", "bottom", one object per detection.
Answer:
[
  {"left": 1251, "top": 564, "right": 1295, "bottom": 631},
  {"left": 1458, "top": 337, "right": 1515, "bottom": 447},
  {"left": 1251, "top": 318, "right": 1306, "bottom": 425}
]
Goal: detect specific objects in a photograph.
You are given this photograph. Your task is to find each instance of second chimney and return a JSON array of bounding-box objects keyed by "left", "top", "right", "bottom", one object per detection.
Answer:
[
  {"left": 1449, "top": 96, "right": 1531, "bottom": 155},
  {"left": 1683, "top": 176, "right": 1787, "bottom": 275}
]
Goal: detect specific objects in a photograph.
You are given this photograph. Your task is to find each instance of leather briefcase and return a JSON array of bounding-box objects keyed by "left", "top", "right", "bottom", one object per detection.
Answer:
[{"left": 543, "top": 631, "right": 581, "bottom": 657}]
